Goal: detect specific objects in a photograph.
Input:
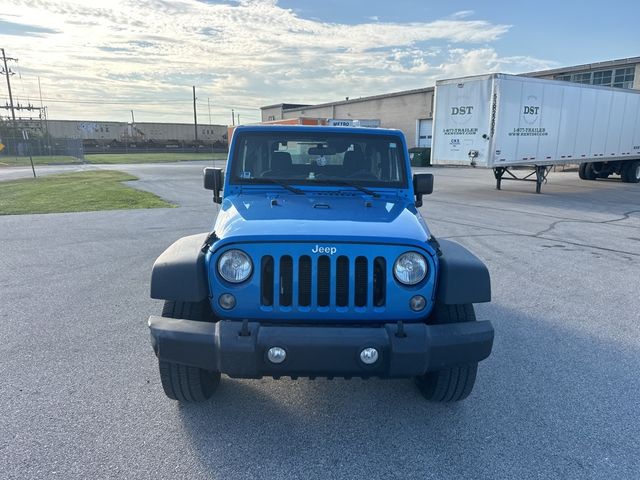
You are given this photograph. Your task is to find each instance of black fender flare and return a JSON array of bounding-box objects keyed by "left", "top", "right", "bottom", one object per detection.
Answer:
[
  {"left": 150, "top": 232, "right": 212, "bottom": 302},
  {"left": 435, "top": 239, "right": 491, "bottom": 305}
]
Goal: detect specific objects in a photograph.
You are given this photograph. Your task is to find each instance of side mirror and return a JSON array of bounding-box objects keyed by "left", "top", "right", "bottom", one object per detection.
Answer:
[
  {"left": 204, "top": 167, "right": 223, "bottom": 204},
  {"left": 413, "top": 173, "right": 433, "bottom": 207}
]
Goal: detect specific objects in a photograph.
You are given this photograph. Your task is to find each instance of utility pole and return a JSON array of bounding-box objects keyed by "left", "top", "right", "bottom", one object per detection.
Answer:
[
  {"left": 207, "top": 97, "right": 214, "bottom": 156},
  {"left": 231, "top": 108, "right": 235, "bottom": 126},
  {"left": 38, "top": 76, "right": 46, "bottom": 131},
  {"left": 237, "top": 113, "right": 240, "bottom": 125},
  {"left": 1, "top": 48, "right": 17, "bottom": 124},
  {"left": 38, "top": 76, "right": 51, "bottom": 156},
  {"left": 192, "top": 85, "right": 198, "bottom": 141},
  {"left": 131, "top": 109, "right": 135, "bottom": 124}
]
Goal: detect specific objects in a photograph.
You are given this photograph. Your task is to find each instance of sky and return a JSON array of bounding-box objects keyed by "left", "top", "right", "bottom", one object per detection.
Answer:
[{"left": 0, "top": 0, "right": 638, "bottom": 124}]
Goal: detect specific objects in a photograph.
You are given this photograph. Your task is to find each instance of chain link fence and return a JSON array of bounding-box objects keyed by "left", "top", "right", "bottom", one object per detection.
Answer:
[{"left": 0, "top": 135, "right": 85, "bottom": 167}]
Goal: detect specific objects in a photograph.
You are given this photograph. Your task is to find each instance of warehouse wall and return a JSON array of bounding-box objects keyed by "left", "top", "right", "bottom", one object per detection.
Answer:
[
  {"left": 281, "top": 90, "right": 433, "bottom": 147},
  {"left": 262, "top": 106, "right": 284, "bottom": 121}
]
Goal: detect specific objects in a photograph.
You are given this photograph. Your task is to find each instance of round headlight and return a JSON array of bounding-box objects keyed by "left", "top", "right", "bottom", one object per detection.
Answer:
[
  {"left": 394, "top": 251, "right": 427, "bottom": 285},
  {"left": 218, "top": 249, "right": 252, "bottom": 283}
]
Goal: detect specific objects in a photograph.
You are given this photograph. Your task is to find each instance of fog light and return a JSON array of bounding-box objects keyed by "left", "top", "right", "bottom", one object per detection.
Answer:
[
  {"left": 267, "top": 347, "right": 286, "bottom": 364},
  {"left": 410, "top": 295, "right": 426, "bottom": 312},
  {"left": 219, "top": 293, "right": 236, "bottom": 310},
  {"left": 360, "top": 347, "right": 379, "bottom": 365}
]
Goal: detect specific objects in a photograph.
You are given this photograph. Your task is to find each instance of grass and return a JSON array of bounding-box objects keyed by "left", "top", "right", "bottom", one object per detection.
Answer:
[
  {"left": 0, "top": 151, "right": 227, "bottom": 167},
  {"left": 0, "top": 155, "right": 84, "bottom": 167},
  {"left": 85, "top": 152, "right": 227, "bottom": 164},
  {"left": 0, "top": 170, "right": 173, "bottom": 215}
]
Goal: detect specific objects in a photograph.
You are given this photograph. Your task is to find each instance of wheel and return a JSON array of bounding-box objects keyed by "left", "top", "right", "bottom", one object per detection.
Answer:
[
  {"left": 578, "top": 163, "right": 588, "bottom": 180},
  {"left": 621, "top": 160, "right": 640, "bottom": 183},
  {"left": 582, "top": 163, "right": 597, "bottom": 181},
  {"left": 157, "top": 300, "right": 220, "bottom": 402},
  {"left": 414, "top": 303, "right": 478, "bottom": 402},
  {"left": 159, "top": 360, "right": 220, "bottom": 402}
]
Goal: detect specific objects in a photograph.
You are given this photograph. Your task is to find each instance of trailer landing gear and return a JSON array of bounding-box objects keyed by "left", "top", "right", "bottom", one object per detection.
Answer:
[{"left": 493, "top": 166, "right": 552, "bottom": 193}]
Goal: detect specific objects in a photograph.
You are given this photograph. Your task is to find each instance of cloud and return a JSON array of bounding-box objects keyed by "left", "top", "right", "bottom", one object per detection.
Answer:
[
  {"left": 0, "top": 0, "right": 554, "bottom": 122},
  {"left": 451, "top": 10, "right": 474, "bottom": 19},
  {"left": 0, "top": 19, "right": 60, "bottom": 36}
]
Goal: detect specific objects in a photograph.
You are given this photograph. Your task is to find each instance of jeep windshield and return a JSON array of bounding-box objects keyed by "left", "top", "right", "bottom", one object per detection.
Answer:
[{"left": 230, "top": 131, "right": 408, "bottom": 189}]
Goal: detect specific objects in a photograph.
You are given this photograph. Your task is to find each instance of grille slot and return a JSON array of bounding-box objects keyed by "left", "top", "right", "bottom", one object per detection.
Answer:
[
  {"left": 261, "top": 256, "right": 274, "bottom": 306},
  {"left": 279, "top": 256, "right": 293, "bottom": 306},
  {"left": 336, "top": 256, "right": 349, "bottom": 307},
  {"left": 317, "top": 255, "right": 330, "bottom": 306},
  {"left": 354, "top": 256, "right": 368, "bottom": 307},
  {"left": 373, "top": 257, "right": 386, "bottom": 307},
  {"left": 298, "top": 256, "right": 312, "bottom": 307}
]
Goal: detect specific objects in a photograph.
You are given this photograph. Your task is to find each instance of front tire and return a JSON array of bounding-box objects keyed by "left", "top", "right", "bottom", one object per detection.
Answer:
[
  {"left": 415, "top": 303, "right": 479, "bottom": 402},
  {"left": 157, "top": 300, "right": 220, "bottom": 402},
  {"left": 159, "top": 360, "right": 220, "bottom": 402}
]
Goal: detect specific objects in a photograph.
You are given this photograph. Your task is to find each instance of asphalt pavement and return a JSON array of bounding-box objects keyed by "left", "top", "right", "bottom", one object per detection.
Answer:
[{"left": 1, "top": 163, "right": 639, "bottom": 479}]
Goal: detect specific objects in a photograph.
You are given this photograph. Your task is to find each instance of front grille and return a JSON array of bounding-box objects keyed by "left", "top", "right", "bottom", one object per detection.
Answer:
[{"left": 260, "top": 254, "right": 387, "bottom": 310}]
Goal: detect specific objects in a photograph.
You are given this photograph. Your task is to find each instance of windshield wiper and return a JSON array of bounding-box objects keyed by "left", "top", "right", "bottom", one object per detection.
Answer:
[
  {"left": 312, "top": 180, "right": 380, "bottom": 198},
  {"left": 259, "top": 178, "right": 305, "bottom": 195}
]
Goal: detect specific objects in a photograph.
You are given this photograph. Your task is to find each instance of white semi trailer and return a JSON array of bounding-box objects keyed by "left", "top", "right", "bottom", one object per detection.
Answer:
[{"left": 431, "top": 73, "right": 640, "bottom": 192}]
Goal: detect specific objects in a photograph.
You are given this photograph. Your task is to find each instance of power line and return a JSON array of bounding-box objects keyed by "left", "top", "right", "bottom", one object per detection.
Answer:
[{"left": 0, "top": 96, "right": 262, "bottom": 110}]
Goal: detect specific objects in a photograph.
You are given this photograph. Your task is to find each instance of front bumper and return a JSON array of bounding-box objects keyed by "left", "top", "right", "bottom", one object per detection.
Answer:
[{"left": 148, "top": 317, "right": 494, "bottom": 378}]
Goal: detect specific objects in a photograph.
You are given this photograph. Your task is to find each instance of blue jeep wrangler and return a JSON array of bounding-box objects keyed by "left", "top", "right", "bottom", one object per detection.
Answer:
[{"left": 148, "top": 125, "right": 494, "bottom": 402}]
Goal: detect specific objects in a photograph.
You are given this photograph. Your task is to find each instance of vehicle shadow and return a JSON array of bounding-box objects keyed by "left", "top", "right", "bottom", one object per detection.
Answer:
[{"left": 178, "top": 302, "right": 640, "bottom": 479}]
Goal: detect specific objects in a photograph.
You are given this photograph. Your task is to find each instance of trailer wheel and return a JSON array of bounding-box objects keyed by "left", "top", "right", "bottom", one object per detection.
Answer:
[
  {"left": 415, "top": 303, "right": 478, "bottom": 402},
  {"left": 582, "top": 163, "right": 597, "bottom": 181},
  {"left": 578, "top": 163, "right": 588, "bottom": 180},
  {"left": 621, "top": 161, "right": 640, "bottom": 183}
]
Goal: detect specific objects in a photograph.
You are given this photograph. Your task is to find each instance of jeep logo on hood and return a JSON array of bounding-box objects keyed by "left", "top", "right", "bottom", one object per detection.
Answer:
[{"left": 312, "top": 245, "right": 337, "bottom": 255}]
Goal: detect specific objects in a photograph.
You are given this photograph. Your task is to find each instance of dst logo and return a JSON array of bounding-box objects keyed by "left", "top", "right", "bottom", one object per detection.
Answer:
[
  {"left": 523, "top": 95, "right": 541, "bottom": 124},
  {"left": 451, "top": 106, "right": 474, "bottom": 115},
  {"left": 450, "top": 96, "right": 474, "bottom": 125}
]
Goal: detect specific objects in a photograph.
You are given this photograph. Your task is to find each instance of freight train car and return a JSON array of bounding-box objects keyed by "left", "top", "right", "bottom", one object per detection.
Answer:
[
  {"left": 11, "top": 119, "right": 228, "bottom": 148},
  {"left": 135, "top": 122, "right": 227, "bottom": 144},
  {"left": 47, "top": 120, "right": 128, "bottom": 141}
]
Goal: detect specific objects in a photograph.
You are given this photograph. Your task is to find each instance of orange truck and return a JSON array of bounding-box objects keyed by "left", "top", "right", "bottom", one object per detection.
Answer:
[{"left": 227, "top": 117, "right": 326, "bottom": 145}]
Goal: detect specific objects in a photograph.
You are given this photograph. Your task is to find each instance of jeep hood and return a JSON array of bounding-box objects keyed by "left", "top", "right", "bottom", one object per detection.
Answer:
[{"left": 212, "top": 193, "right": 431, "bottom": 247}]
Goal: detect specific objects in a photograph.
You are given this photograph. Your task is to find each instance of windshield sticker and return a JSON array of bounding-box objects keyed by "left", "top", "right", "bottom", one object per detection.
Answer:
[
  {"left": 389, "top": 143, "right": 397, "bottom": 148},
  {"left": 241, "top": 171, "right": 252, "bottom": 179}
]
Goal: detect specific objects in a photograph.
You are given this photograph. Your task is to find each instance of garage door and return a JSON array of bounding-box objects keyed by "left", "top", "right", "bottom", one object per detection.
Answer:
[{"left": 417, "top": 119, "right": 433, "bottom": 148}]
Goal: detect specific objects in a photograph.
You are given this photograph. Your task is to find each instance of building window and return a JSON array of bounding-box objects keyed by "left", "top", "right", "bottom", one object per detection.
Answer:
[
  {"left": 613, "top": 67, "right": 635, "bottom": 89},
  {"left": 553, "top": 67, "right": 636, "bottom": 90},
  {"left": 593, "top": 70, "right": 612, "bottom": 86},
  {"left": 267, "top": 115, "right": 275, "bottom": 121},
  {"left": 572, "top": 72, "right": 592, "bottom": 84}
]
